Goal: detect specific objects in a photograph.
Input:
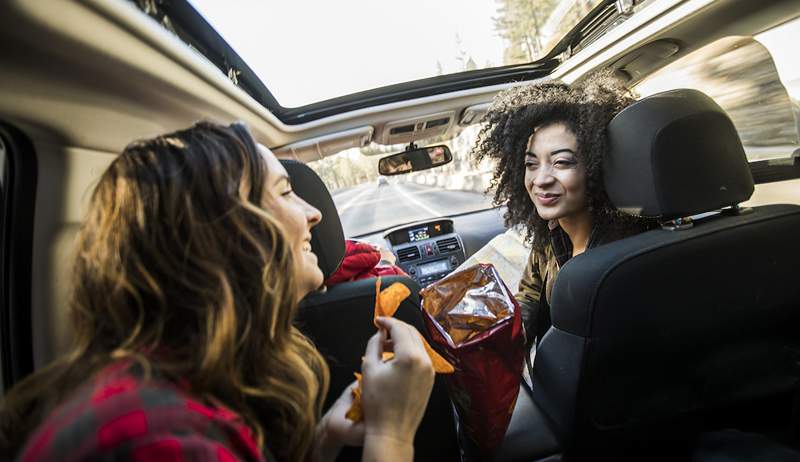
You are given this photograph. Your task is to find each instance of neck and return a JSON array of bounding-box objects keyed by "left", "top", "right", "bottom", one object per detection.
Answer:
[{"left": 558, "top": 208, "right": 593, "bottom": 257}]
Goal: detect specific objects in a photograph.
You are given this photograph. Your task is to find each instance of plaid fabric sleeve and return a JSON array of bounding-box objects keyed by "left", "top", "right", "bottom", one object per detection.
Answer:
[
  {"left": 515, "top": 249, "right": 543, "bottom": 346},
  {"left": 17, "top": 362, "right": 265, "bottom": 462}
]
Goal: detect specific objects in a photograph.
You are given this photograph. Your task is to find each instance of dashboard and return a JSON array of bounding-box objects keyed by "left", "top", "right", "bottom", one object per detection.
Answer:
[{"left": 383, "top": 219, "right": 466, "bottom": 285}]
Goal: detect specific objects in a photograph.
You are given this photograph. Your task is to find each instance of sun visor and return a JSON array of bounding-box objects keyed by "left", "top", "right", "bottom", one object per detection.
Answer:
[{"left": 274, "top": 126, "right": 373, "bottom": 163}]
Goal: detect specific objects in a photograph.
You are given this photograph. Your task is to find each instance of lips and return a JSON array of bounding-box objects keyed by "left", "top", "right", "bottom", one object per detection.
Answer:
[{"left": 535, "top": 192, "right": 561, "bottom": 206}]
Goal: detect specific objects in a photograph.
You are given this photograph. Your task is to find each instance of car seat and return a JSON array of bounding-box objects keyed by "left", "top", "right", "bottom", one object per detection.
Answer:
[
  {"left": 496, "top": 89, "right": 800, "bottom": 461},
  {"left": 280, "top": 159, "right": 460, "bottom": 461}
]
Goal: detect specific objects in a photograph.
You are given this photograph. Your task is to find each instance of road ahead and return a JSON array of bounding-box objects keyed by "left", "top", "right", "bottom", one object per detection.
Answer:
[{"left": 331, "top": 181, "right": 494, "bottom": 236}]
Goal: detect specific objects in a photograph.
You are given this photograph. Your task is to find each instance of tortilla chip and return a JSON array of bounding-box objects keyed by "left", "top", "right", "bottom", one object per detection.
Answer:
[
  {"left": 345, "top": 372, "right": 364, "bottom": 422},
  {"left": 378, "top": 283, "right": 411, "bottom": 318},
  {"left": 418, "top": 332, "right": 455, "bottom": 374},
  {"left": 374, "top": 281, "right": 411, "bottom": 326}
]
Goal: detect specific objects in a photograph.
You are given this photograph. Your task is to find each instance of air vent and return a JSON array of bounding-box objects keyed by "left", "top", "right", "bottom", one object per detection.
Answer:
[
  {"left": 389, "top": 124, "right": 415, "bottom": 135},
  {"left": 397, "top": 246, "right": 421, "bottom": 262},
  {"left": 436, "top": 237, "right": 460, "bottom": 253},
  {"left": 424, "top": 117, "right": 450, "bottom": 129}
]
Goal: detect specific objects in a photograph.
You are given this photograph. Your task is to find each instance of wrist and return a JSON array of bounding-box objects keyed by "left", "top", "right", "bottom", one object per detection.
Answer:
[
  {"left": 363, "top": 431, "right": 414, "bottom": 461},
  {"left": 314, "top": 416, "right": 343, "bottom": 462}
]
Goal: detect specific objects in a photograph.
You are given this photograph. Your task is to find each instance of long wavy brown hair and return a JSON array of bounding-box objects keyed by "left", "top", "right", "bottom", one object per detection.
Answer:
[{"left": 0, "top": 121, "right": 329, "bottom": 460}]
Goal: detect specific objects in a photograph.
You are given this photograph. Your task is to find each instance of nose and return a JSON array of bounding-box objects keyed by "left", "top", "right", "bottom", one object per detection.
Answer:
[
  {"left": 304, "top": 199, "right": 322, "bottom": 227},
  {"left": 532, "top": 162, "right": 555, "bottom": 187}
]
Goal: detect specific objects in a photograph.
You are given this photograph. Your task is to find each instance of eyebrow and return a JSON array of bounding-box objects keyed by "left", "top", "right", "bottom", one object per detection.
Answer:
[
  {"left": 525, "top": 148, "right": 576, "bottom": 157},
  {"left": 272, "top": 173, "right": 290, "bottom": 188}
]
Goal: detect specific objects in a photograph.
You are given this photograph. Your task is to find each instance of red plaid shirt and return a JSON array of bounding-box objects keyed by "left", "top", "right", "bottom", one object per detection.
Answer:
[{"left": 17, "top": 360, "right": 272, "bottom": 462}]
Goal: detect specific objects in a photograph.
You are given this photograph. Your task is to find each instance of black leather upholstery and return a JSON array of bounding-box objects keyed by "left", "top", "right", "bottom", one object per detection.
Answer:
[
  {"left": 279, "top": 160, "right": 460, "bottom": 461},
  {"left": 497, "top": 89, "right": 800, "bottom": 460},
  {"left": 281, "top": 159, "right": 345, "bottom": 279},
  {"left": 605, "top": 89, "right": 754, "bottom": 219},
  {"left": 543, "top": 205, "right": 800, "bottom": 458}
]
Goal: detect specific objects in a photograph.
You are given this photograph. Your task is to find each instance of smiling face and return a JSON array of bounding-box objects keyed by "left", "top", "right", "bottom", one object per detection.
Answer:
[
  {"left": 260, "top": 146, "right": 324, "bottom": 299},
  {"left": 524, "top": 122, "right": 588, "bottom": 222}
]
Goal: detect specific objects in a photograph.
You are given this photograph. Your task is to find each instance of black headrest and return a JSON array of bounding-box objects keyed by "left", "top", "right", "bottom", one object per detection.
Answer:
[
  {"left": 280, "top": 159, "right": 345, "bottom": 280},
  {"left": 605, "top": 89, "right": 754, "bottom": 219}
]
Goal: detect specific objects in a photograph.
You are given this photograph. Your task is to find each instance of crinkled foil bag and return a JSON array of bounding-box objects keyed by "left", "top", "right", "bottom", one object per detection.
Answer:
[{"left": 420, "top": 263, "right": 525, "bottom": 456}]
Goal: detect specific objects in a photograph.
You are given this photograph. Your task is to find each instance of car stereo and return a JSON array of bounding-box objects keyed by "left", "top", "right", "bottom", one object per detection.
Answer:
[{"left": 385, "top": 219, "right": 464, "bottom": 286}]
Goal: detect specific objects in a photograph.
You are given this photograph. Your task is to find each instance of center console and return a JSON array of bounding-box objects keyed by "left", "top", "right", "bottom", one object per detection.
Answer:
[{"left": 385, "top": 219, "right": 465, "bottom": 286}]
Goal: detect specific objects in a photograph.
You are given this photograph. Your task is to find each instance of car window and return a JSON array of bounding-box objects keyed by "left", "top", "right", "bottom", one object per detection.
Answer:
[
  {"left": 188, "top": 0, "right": 605, "bottom": 108},
  {"left": 308, "top": 126, "right": 495, "bottom": 237},
  {"left": 634, "top": 18, "right": 800, "bottom": 206},
  {"left": 0, "top": 135, "right": 4, "bottom": 393}
]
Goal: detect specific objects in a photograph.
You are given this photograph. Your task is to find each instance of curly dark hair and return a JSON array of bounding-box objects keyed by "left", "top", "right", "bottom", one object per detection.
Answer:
[{"left": 473, "top": 71, "right": 654, "bottom": 255}]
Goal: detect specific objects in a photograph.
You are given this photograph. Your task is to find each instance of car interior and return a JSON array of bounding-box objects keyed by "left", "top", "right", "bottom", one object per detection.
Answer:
[{"left": 2, "top": 0, "right": 800, "bottom": 460}]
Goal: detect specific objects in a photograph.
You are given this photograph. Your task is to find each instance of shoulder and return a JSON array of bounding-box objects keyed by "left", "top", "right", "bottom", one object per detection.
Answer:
[
  {"left": 526, "top": 245, "right": 556, "bottom": 268},
  {"left": 18, "top": 361, "right": 263, "bottom": 462}
]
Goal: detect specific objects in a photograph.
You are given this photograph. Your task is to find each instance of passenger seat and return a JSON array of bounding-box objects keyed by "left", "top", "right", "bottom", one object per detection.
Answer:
[{"left": 497, "top": 89, "right": 800, "bottom": 461}]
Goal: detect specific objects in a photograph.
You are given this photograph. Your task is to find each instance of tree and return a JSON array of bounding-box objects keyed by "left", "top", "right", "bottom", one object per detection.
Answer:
[{"left": 494, "top": 0, "right": 562, "bottom": 64}]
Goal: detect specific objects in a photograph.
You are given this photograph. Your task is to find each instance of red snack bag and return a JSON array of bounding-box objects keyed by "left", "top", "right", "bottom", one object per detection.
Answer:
[{"left": 419, "top": 263, "right": 525, "bottom": 455}]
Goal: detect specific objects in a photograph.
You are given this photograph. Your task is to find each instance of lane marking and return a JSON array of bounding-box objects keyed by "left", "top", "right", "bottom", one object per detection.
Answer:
[
  {"left": 338, "top": 185, "right": 377, "bottom": 213},
  {"left": 394, "top": 183, "right": 443, "bottom": 217}
]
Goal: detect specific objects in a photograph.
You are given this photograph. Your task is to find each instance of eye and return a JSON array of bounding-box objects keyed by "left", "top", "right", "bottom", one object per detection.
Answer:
[
  {"left": 554, "top": 159, "right": 576, "bottom": 167},
  {"left": 281, "top": 187, "right": 294, "bottom": 197},
  {"left": 524, "top": 158, "right": 539, "bottom": 169}
]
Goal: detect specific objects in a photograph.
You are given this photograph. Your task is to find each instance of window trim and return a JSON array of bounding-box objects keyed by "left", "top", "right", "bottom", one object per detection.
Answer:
[{"left": 0, "top": 123, "right": 37, "bottom": 390}]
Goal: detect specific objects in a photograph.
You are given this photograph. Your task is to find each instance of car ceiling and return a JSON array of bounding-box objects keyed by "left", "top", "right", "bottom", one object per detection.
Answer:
[
  {"left": 1, "top": 0, "right": 799, "bottom": 372},
  {"left": 0, "top": 0, "right": 799, "bottom": 160}
]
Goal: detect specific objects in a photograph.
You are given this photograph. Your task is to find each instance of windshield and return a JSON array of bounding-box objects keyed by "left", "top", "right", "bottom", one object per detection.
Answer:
[
  {"left": 308, "top": 127, "right": 495, "bottom": 237},
  {"left": 188, "top": 0, "right": 604, "bottom": 108}
]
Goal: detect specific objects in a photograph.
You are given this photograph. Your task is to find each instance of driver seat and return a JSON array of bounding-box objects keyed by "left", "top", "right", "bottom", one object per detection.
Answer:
[{"left": 279, "top": 159, "right": 460, "bottom": 462}]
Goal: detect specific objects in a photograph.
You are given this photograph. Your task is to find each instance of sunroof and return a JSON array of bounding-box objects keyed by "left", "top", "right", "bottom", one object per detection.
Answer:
[{"left": 188, "top": 0, "right": 603, "bottom": 109}]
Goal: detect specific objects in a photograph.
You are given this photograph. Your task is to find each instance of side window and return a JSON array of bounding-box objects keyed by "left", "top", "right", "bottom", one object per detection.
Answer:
[
  {"left": 0, "top": 135, "right": 5, "bottom": 393},
  {"left": 0, "top": 123, "right": 36, "bottom": 392},
  {"left": 634, "top": 18, "right": 800, "bottom": 206}
]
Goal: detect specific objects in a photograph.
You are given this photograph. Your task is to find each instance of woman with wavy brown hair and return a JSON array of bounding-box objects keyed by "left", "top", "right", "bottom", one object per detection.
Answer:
[
  {"left": 0, "top": 122, "right": 434, "bottom": 461},
  {"left": 473, "top": 73, "right": 656, "bottom": 348}
]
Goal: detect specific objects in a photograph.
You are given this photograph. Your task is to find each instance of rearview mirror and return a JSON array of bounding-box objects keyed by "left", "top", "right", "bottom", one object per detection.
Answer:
[{"left": 378, "top": 145, "right": 452, "bottom": 176}]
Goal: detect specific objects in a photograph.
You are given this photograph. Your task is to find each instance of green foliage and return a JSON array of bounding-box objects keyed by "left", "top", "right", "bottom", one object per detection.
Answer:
[
  {"left": 494, "top": 0, "right": 602, "bottom": 65},
  {"left": 494, "top": 0, "right": 559, "bottom": 64}
]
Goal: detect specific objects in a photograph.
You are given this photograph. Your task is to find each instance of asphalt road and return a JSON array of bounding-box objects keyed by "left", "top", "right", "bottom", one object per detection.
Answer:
[{"left": 331, "top": 181, "right": 494, "bottom": 237}]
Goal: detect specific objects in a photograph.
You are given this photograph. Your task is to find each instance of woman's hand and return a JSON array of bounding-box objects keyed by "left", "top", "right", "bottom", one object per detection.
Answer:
[
  {"left": 315, "top": 382, "right": 365, "bottom": 462},
  {"left": 360, "top": 317, "right": 435, "bottom": 461}
]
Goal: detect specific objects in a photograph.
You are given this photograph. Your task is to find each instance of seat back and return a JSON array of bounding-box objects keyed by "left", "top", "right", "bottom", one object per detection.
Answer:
[
  {"left": 280, "top": 160, "right": 460, "bottom": 461},
  {"left": 530, "top": 90, "right": 800, "bottom": 458}
]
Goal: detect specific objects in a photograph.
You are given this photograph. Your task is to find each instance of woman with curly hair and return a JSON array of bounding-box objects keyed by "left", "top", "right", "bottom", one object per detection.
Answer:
[
  {"left": 0, "top": 122, "right": 434, "bottom": 462},
  {"left": 473, "top": 73, "right": 655, "bottom": 347}
]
